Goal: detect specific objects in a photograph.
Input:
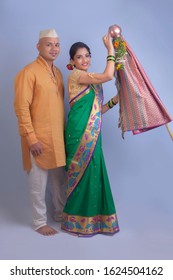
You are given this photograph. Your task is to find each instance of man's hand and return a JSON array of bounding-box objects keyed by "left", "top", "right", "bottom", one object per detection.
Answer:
[{"left": 30, "top": 142, "right": 42, "bottom": 156}]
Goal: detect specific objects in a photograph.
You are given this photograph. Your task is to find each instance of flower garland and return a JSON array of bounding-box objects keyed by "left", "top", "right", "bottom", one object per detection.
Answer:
[{"left": 113, "top": 37, "right": 127, "bottom": 70}]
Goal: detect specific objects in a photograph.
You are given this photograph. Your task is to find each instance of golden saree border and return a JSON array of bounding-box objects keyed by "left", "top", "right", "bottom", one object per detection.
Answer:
[
  {"left": 66, "top": 84, "right": 103, "bottom": 198},
  {"left": 69, "top": 85, "right": 90, "bottom": 107},
  {"left": 62, "top": 212, "right": 120, "bottom": 235}
]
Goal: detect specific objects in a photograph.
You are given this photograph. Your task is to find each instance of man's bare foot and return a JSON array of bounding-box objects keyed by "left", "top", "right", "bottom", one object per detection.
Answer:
[{"left": 36, "top": 225, "right": 58, "bottom": 236}]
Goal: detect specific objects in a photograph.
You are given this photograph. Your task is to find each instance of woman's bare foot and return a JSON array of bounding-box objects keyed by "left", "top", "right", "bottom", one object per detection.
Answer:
[{"left": 36, "top": 225, "right": 58, "bottom": 236}]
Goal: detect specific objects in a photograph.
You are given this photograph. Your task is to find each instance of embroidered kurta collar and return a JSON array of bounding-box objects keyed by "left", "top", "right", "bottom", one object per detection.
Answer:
[{"left": 37, "top": 55, "right": 57, "bottom": 85}]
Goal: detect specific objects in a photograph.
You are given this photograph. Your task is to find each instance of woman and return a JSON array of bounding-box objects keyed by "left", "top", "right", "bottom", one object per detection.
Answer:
[{"left": 61, "top": 34, "right": 120, "bottom": 236}]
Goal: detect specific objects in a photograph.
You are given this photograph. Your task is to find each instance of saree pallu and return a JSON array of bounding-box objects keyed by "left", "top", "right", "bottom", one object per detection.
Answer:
[
  {"left": 61, "top": 85, "right": 119, "bottom": 236},
  {"left": 116, "top": 39, "right": 172, "bottom": 137}
]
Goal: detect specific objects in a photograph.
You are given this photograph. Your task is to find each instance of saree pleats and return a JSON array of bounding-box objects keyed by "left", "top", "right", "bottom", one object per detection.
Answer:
[{"left": 62, "top": 86, "right": 119, "bottom": 236}]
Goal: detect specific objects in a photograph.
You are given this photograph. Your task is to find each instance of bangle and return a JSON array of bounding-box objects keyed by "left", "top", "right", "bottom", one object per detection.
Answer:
[
  {"left": 107, "top": 58, "right": 115, "bottom": 62},
  {"left": 111, "top": 97, "right": 117, "bottom": 105},
  {"left": 107, "top": 55, "right": 115, "bottom": 59},
  {"left": 107, "top": 97, "right": 118, "bottom": 109},
  {"left": 107, "top": 100, "right": 113, "bottom": 109}
]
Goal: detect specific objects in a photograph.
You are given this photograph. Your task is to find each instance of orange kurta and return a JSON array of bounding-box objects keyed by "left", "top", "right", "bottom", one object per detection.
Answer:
[{"left": 14, "top": 56, "right": 66, "bottom": 171}]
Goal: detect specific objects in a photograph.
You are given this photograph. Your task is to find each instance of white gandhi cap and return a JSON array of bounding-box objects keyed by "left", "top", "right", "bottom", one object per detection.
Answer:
[{"left": 39, "top": 29, "right": 58, "bottom": 39}]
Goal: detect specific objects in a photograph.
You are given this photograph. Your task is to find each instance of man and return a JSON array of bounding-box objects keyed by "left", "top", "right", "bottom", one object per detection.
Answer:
[{"left": 14, "top": 29, "right": 66, "bottom": 236}]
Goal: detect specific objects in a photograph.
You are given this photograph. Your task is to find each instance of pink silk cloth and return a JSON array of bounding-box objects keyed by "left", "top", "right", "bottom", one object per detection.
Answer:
[{"left": 116, "top": 38, "right": 172, "bottom": 137}]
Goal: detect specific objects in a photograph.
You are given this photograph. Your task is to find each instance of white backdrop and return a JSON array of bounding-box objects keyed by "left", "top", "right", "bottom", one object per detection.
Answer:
[{"left": 0, "top": 0, "right": 173, "bottom": 260}]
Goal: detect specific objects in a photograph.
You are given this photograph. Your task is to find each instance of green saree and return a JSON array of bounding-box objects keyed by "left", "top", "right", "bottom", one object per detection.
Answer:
[{"left": 62, "top": 73, "right": 119, "bottom": 236}]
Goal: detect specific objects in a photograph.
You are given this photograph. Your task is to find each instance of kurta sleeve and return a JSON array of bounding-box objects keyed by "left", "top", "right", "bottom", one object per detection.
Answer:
[{"left": 14, "top": 68, "right": 38, "bottom": 146}]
